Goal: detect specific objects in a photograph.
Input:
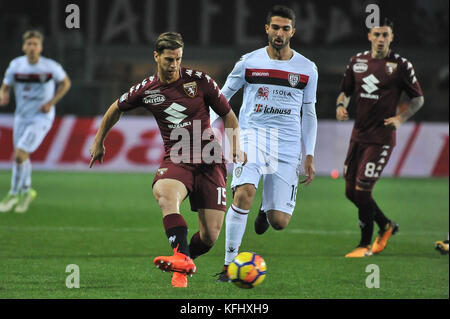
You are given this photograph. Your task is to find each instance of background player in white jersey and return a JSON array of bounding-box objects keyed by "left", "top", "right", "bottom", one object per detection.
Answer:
[
  {"left": 0, "top": 30, "right": 71, "bottom": 213},
  {"left": 212, "top": 5, "right": 318, "bottom": 281}
]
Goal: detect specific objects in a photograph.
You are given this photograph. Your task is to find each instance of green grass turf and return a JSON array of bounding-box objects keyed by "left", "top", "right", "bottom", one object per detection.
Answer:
[{"left": 0, "top": 171, "right": 448, "bottom": 299}]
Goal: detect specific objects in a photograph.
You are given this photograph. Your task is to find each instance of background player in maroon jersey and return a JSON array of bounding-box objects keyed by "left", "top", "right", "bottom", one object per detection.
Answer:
[
  {"left": 335, "top": 19, "right": 424, "bottom": 257},
  {"left": 89, "top": 32, "right": 246, "bottom": 287}
]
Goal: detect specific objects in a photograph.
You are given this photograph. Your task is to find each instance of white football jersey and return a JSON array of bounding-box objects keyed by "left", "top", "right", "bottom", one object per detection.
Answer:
[
  {"left": 2, "top": 55, "right": 67, "bottom": 122},
  {"left": 211, "top": 47, "right": 318, "bottom": 163}
]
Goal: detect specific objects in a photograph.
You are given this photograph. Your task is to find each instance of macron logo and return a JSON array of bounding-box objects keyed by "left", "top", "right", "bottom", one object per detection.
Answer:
[
  {"left": 164, "top": 103, "right": 188, "bottom": 125},
  {"left": 252, "top": 71, "right": 270, "bottom": 77},
  {"left": 362, "top": 74, "right": 379, "bottom": 94}
]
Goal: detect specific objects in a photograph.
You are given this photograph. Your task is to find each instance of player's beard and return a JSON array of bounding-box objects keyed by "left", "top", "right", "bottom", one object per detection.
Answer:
[{"left": 269, "top": 35, "right": 290, "bottom": 51}]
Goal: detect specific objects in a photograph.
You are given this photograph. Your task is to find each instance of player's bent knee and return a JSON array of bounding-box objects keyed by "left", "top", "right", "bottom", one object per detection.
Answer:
[
  {"left": 14, "top": 149, "right": 29, "bottom": 164},
  {"left": 233, "top": 184, "right": 256, "bottom": 209},
  {"left": 267, "top": 211, "right": 291, "bottom": 230},
  {"left": 153, "top": 190, "right": 177, "bottom": 213}
]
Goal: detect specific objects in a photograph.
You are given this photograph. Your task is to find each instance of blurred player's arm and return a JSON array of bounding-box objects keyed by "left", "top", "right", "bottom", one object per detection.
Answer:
[
  {"left": 336, "top": 56, "right": 355, "bottom": 121},
  {"left": 0, "top": 83, "right": 11, "bottom": 106},
  {"left": 384, "top": 96, "right": 424, "bottom": 129},
  {"left": 335, "top": 92, "right": 351, "bottom": 121},
  {"left": 89, "top": 100, "right": 122, "bottom": 167},
  {"left": 40, "top": 76, "right": 71, "bottom": 113}
]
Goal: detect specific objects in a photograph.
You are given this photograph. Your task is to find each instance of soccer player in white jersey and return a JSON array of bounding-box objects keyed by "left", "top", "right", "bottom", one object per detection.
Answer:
[
  {"left": 211, "top": 6, "right": 318, "bottom": 281},
  {"left": 0, "top": 30, "right": 71, "bottom": 213}
]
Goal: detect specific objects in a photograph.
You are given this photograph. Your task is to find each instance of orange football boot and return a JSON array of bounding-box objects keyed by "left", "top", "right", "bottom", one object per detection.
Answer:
[
  {"left": 345, "top": 245, "right": 372, "bottom": 258},
  {"left": 153, "top": 249, "right": 196, "bottom": 275},
  {"left": 171, "top": 272, "right": 188, "bottom": 287},
  {"left": 371, "top": 222, "right": 399, "bottom": 254}
]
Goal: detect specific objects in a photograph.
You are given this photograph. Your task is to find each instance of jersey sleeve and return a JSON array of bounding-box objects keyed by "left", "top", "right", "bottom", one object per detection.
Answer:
[
  {"left": 220, "top": 56, "right": 246, "bottom": 101},
  {"left": 202, "top": 74, "right": 231, "bottom": 118},
  {"left": 117, "top": 82, "right": 144, "bottom": 112},
  {"left": 400, "top": 60, "right": 423, "bottom": 98},
  {"left": 2, "top": 60, "right": 15, "bottom": 86},
  {"left": 51, "top": 61, "right": 67, "bottom": 83},
  {"left": 301, "top": 101, "right": 318, "bottom": 156},
  {"left": 303, "top": 62, "right": 318, "bottom": 104},
  {"left": 210, "top": 56, "right": 246, "bottom": 124},
  {"left": 339, "top": 57, "right": 355, "bottom": 96}
]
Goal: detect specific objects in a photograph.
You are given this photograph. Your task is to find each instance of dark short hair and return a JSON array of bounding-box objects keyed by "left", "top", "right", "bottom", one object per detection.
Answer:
[
  {"left": 266, "top": 5, "right": 296, "bottom": 27},
  {"left": 23, "top": 30, "right": 44, "bottom": 43},
  {"left": 369, "top": 17, "right": 394, "bottom": 32},
  {"left": 155, "top": 32, "right": 184, "bottom": 53}
]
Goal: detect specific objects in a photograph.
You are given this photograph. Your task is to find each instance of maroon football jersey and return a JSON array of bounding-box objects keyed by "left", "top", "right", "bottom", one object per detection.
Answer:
[
  {"left": 340, "top": 50, "right": 423, "bottom": 146},
  {"left": 117, "top": 67, "right": 231, "bottom": 163}
]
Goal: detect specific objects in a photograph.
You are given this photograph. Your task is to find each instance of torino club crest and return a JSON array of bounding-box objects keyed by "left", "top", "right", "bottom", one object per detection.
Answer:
[
  {"left": 288, "top": 73, "right": 300, "bottom": 87},
  {"left": 183, "top": 81, "right": 198, "bottom": 98}
]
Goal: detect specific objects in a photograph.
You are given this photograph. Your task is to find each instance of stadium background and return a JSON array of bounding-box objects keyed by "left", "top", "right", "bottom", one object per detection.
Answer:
[
  {"left": 0, "top": 0, "right": 448, "bottom": 176},
  {"left": 0, "top": 0, "right": 448, "bottom": 301}
]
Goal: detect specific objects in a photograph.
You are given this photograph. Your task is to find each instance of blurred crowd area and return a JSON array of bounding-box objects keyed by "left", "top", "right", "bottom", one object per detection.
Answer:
[{"left": 0, "top": 0, "right": 448, "bottom": 121}]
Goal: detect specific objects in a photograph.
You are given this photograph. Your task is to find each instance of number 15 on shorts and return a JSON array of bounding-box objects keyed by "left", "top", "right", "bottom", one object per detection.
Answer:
[{"left": 217, "top": 187, "right": 226, "bottom": 206}]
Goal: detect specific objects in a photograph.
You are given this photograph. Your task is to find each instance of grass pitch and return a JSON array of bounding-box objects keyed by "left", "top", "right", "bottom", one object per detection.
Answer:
[{"left": 0, "top": 171, "right": 448, "bottom": 299}]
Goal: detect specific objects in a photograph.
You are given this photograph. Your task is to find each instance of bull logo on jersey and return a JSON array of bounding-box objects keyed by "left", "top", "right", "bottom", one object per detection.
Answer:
[
  {"left": 257, "top": 87, "right": 269, "bottom": 100},
  {"left": 183, "top": 81, "right": 198, "bottom": 98},
  {"left": 385, "top": 62, "right": 397, "bottom": 75},
  {"left": 288, "top": 73, "right": 300, "bottom": 87}
]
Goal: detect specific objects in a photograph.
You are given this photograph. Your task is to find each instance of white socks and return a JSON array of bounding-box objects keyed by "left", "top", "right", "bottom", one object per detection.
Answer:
[
  {"left": 224, "top": 204, "right": 249, "bottom": 265},
  {"left": 10, "top": 159, "right": 31, "bottom": 195},
  {"left": 22, "top": 159, "right": 32, "bottom": 192}
]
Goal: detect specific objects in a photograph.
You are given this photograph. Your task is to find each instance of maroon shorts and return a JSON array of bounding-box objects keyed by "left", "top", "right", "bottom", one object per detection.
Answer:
[
  {"left": 153, "top": 160, "right": 228, "bottom": 212},
  {"left": 343, "top": 141, "right": 394, "bottom": 190}
]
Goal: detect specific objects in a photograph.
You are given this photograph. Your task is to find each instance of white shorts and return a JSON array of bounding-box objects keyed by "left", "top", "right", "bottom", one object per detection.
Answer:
[
  {"left": 230, "top": 156, "right": 301, "bottom": 215},
  {"left": 13, "top": 118, "right": 52, "bottom": 153}
]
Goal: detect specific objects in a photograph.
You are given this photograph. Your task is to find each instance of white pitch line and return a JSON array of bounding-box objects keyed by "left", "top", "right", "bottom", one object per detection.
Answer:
[
  {"left": 0, "top": 225, "right": 444, "bottom": 236},
  {"left": 0, "top": 225, "right": 151, "bottom": 233},
  {"left": 286, "top": 229, "right": 444, "bottom": 236}
]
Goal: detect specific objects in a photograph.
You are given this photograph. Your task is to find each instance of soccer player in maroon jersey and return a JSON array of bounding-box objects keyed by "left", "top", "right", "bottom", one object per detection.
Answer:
[
  {"left": 89, "top": 32, "right": 246, "bottom": 286},
  {"left": 335, "top": 19, "right": 424, "bottom": 257}
]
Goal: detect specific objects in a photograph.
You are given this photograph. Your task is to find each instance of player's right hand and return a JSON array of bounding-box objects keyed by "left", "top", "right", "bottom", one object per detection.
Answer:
[
  {"left": 233, "top": 150, "right": 248, "bottom": 166},
  {"left": 89, "top": 142, "right": 105, "bottom": 167},
  {"left": 336, "top": 106, "right": 349, "bottom": 121}
]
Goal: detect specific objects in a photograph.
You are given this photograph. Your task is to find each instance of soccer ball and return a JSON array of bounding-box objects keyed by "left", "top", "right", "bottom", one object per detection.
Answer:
[{"left": 227, "top": 252, "right": 267, "bottom": 288}]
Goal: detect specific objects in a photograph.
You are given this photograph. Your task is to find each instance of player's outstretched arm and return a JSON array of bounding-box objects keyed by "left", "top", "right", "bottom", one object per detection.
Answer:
[
  {"left": 89, "top": 101, "right": 122, "bottom": 167},
  {"left": 0, "top": 84, "right": 11, "bottom": 106},
  {"left": 336, "top": 92, "right": 351, "bottom": 121},
  {"left": 384, "top": 96, "right": 424, "bottom": 129},
  {"left": 222, "top": 110, "right": 247, "bottom": 165}
]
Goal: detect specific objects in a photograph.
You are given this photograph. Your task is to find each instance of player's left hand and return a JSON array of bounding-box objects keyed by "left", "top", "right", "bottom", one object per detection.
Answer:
[
  {"left": 89, "top": 142, "right": 105, "bottom": 167},
  {"left": 300, "top": 155, "right": 315, "bottom": 186},
  {"left": 384, "top": 115, "right": 403, "bottom": 129},
  {"left": 40, "top": 102, "right": 53, "bottom": 113}
]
